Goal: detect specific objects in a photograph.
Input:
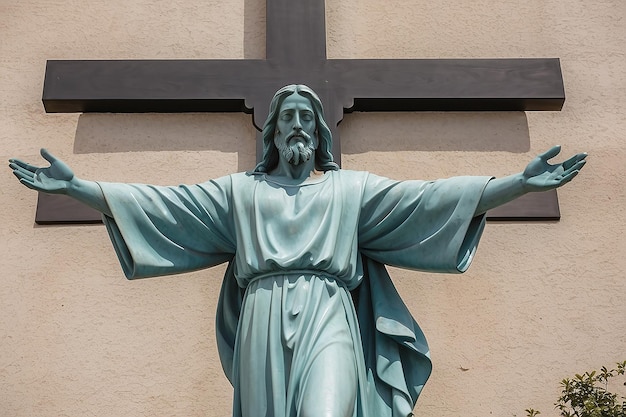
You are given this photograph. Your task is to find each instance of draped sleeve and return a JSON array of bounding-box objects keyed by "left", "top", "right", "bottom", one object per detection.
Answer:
[
  {"left": 98, "top": 176, "right": 237, "bottom": 279},
  {"left": 354, "top": 173, "right": 493, "bottom": 416},
  {"left": 358, "top": 173, "right": 493, "bottom": 273}
]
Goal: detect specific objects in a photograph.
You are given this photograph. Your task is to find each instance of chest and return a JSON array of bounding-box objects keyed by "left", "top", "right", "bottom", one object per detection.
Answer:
[{"left": 255, "top": 183, "right": 334, "bottom": 220}]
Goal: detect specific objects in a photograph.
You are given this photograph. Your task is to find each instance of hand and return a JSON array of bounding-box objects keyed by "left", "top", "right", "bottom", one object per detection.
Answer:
[
  {"left": 9, "top": 148, "right": 76, "bottom": 194},
  {"left": 522, "top": 145, "right": 587, "bottom": 192}
]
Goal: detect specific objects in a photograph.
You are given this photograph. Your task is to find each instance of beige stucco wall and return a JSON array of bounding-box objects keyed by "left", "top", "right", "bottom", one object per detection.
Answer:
[{"left": 1, "top": 1, "right": 624, "bottom": 416}]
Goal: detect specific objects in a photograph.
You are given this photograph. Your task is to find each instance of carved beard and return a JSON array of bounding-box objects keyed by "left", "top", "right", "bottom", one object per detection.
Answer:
[{"left": 275, "top": 130, "right": 316, "bottom": 166}]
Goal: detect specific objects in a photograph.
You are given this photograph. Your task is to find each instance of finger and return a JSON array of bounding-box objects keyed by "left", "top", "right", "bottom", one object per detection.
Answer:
[
  {"left": 561, "top": 160, "right": 586, "bottom": 176},
  {"left": 8, "top": 158, "right": 39, "bottom": 173},
  {"left": 19, "top": 178, "right": 41, "bottom": 191},
  {"left": 40, "top": 148, "right": 58, "bottom": 164},
  {"left": 556, "top": 169, "right": 579, "bottom": 186},
  {"left": 562, "top": 152, "right": 588, "bottom": 170},
  {"left": 20, "top": 179, "right": 50, "bottom": 193},
  {"left": 571, "top": 159, "right": 586, "bottom": 171},
  {"left": 538, "top": 145, "right": 562, "bottom": 161},
  {"left": 10, "top": 163, "right": 36, "bottom": 180}
]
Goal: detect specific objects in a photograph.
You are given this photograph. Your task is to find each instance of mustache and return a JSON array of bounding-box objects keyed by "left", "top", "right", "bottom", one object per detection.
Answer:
[{"left": 286, "top": 130, "right": 312, "bottom": 142}]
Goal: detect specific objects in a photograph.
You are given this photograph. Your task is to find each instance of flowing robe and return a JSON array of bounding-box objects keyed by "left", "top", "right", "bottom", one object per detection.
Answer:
[{"left": 98, "top": 170, "right": 492, "bottom": 417}]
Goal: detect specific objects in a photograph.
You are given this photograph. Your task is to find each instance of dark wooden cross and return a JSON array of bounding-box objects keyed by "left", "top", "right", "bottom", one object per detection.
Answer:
[{"left": 36, "top": 0, "right": 565, "bottom": 224}]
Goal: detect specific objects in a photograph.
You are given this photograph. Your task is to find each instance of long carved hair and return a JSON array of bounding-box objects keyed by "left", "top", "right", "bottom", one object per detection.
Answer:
[{"left": 253, "top": 84, "right": 339, "bottom": 173}]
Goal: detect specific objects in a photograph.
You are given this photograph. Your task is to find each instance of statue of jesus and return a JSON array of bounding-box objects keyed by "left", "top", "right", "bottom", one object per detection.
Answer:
[{"left": 10, "top": 84, "right": 586, "bottom": 417}]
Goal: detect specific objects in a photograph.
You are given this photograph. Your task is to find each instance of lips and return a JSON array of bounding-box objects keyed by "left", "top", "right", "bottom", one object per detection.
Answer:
[{"left": 288, "top": 135, "right": 306, "bottom": 145}]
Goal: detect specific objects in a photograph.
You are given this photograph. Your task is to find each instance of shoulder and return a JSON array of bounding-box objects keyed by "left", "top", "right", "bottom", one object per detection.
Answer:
[
  {"left": 326, "top": 170, "right": 372, "bottom": 196},
  {"left": 331, "top": 169, "right": 369, "bottom": 182},
  {"left": 231, "top": 171, "right": 254, "bottom": 182},
  {"left": 200, "top": 172, "right": 254, "bottom": 185}
]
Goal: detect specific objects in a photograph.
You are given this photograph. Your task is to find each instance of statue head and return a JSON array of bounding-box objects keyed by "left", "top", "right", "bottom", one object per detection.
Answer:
[{"left": 253, "top": 84, "right": 339, "bottom": 173}]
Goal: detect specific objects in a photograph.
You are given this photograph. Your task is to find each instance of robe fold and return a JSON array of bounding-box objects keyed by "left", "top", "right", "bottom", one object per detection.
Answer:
[{"left": 98, "top": 170, "right": 491, "bottom": 417}]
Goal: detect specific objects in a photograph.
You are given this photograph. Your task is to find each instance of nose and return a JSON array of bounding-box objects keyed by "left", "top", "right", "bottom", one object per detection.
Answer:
[{"left": 292, "top": 113, "right": 302, "bottom": 131}]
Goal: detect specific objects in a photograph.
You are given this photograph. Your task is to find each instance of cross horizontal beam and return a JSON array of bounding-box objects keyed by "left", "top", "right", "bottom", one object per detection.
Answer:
[{"left": 43, "top": 58, "right": 564, "bottom": 114}]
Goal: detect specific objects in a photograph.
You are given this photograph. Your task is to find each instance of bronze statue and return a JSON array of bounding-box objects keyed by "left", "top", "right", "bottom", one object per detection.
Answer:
[{"left": 10, "top": 85, "right": 586, "bottom": 417}]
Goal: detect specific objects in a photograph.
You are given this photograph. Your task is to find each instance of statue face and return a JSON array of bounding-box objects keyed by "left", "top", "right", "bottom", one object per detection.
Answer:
[{"left": 274, "top": 93, "right": 318, "bottom": 166}]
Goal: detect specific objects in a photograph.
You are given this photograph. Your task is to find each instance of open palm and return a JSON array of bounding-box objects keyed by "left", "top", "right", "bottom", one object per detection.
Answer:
[
  {"left": 9, "top": 149, "right": 75, "bottom": 194},
  {"left": 523, "top": 145, "right": 587, "bottom": 192}
]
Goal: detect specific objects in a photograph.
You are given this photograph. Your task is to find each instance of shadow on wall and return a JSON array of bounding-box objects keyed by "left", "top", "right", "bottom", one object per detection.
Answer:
[
  {"left": 73, "top": 113, "right": 259, "bottom": 172},
  {"left": 340, "top": 111, "right": 530, "bottom": 154},
  {"left": 73, "top": 111, "right": 530, "bottom": 170}
]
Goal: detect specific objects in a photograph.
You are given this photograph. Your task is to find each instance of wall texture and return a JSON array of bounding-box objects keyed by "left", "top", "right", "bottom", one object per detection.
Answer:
[{"left": 1, "top": 1, "right": 624, "bottom": 416}]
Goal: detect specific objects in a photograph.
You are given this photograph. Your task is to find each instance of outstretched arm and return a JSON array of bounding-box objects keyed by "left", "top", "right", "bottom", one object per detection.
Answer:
[
  {"left": 474, "top": 146, "right": 587, "bottom": 216},
  {"left": 9, "top": 149, "right": 112, "bottom": 217}
]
